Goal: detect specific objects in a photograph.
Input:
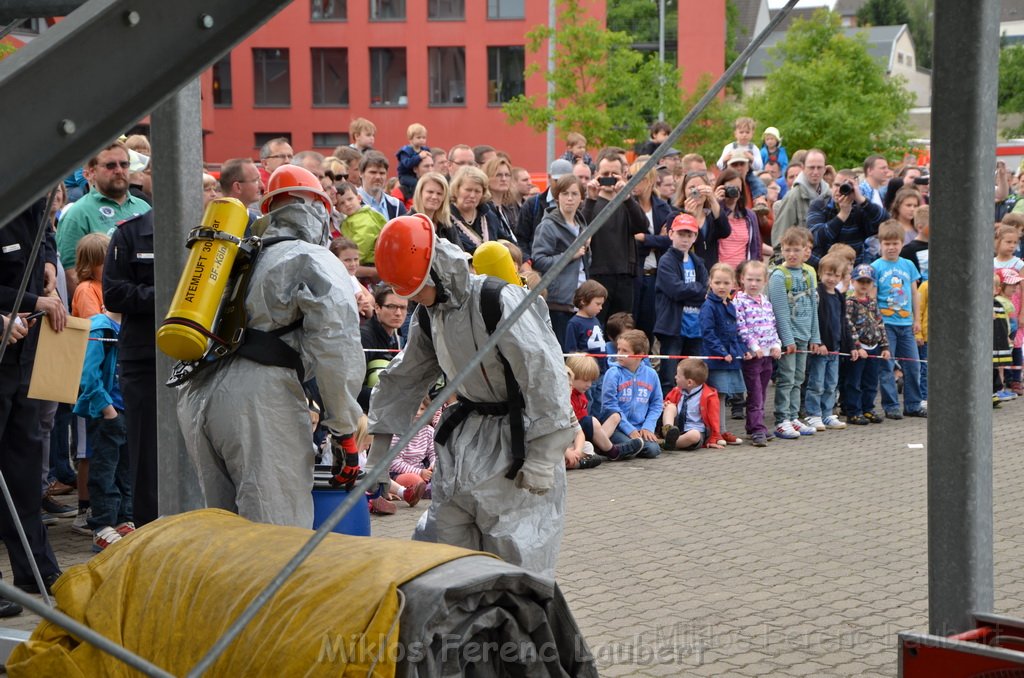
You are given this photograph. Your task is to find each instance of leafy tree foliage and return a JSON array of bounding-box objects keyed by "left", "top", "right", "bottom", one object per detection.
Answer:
[
  {"left": 745, "top": 9, "right": 915, "bottom": 169},
  {"left": 503, "top": 0, "right": 685, "bottom": 149},
  {"left": 856, "top": 0, "right": 910, "bottom": 27},
  {"left": 999, "top": 44, "right": 1024, "bottom": 138}
]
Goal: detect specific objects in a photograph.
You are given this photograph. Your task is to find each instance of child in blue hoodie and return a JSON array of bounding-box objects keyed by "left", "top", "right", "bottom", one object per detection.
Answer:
[
  {"left": 73, "top": 309, "right": 134, "bottom": 552},
  {"left": 699, "top": 263, "right": 747, "bottom": 445},
  {"left": 601, "top": 329, "right": 664, "bottom": 459}
]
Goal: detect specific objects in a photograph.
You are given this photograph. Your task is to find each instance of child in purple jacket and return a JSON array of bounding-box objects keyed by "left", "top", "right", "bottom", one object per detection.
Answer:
[{"left": 733, "top": 260, "right": 782, "bottom": 447}]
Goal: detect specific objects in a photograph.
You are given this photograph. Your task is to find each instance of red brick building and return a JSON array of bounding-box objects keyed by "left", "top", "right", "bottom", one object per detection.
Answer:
[{"left": 199, "top": 0, "right": 724, "bottom": 172}]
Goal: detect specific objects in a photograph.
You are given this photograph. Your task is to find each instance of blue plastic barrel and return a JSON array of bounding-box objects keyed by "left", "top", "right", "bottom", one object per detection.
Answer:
[{"left": 311, "top": 483, "right": 371, "bottom": 536}]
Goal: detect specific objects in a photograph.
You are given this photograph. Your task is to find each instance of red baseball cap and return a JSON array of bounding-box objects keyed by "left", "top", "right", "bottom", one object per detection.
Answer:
[{"left": 670, "top": 213, "right": 699, "bottom": 233}]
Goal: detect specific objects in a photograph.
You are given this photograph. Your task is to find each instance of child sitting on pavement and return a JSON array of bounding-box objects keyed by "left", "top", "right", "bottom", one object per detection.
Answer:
[
  {"left": 388, "top": 396, "right": 435, "bottom": 499},
  {"left": 601, "top": 329, "right": 664, "bottom": 459},
  {"left": 566, "top": 355, "right": 643, "bottom": 461},
  {"left": 661, "top": 358, "right": 725, "bottom": 450}
]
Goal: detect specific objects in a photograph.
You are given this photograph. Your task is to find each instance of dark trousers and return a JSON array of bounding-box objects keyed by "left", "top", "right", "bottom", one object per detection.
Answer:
[
  {"left": 742, "top": 356, "right": 774, "bottom": 435},
  {"left": 0, "top": 363, "right": 60, "bottom": 584},
  {"left": 120, "top": 360, "right": 157, "bottom": 526},
  {"left": 48, "top": 402, "right": 77, "bottom": 485},
  {"left": 549, "top": 309, "right": 573, "bottom": 351},
  {"left": 656, "top": 334, "right": 702, "bottom": 396},
  {"left": 843, "top": 347, "right": 882, "bottom": 417},
  {"left": 593, "top": 273, "right": 635, "bottom": 325},
  {"left": 85, "top": 414, "right": 133, "bottom": 530},
  {"left": 632, "top": 273, "right": 657, "bottom": 342}
]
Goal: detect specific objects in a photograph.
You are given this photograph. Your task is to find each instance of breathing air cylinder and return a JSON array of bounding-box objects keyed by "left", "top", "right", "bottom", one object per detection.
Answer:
[
  {"left": 472, "top": 241, "right": 524, "bottom": 287},
  {"left": 157, "top": 197, "right": 248, "bottom": 361}
]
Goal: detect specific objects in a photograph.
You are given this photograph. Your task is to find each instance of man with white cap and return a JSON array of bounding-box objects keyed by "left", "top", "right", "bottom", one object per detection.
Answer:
[{"left": 515, "top": 158, "right": 575, "bottom": 265}]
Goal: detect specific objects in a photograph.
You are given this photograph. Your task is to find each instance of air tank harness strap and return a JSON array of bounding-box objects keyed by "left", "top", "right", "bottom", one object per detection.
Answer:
[
  {"left": 234, "top": 318, "right": 305, "bottom": 382},
  {"left": 433, "top": 395, "right": 526, "bottom": 480},
  {"left": 185, "top": 227, "right": 243, "bottom": 248}
]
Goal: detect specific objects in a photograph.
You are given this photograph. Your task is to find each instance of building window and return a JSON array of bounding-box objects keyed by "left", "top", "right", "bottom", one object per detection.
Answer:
[
  {"left": 255, "top": 133, "right": 291, "bottom": 150},
  {"left": 488, "top": 0, "right": 524, "bottom": 19},
  {"left": 429, "top": 47, "right": 466, "bottom": 105},
  {"left": 370, "top": 0, "right": 405, "bottom": 21},
  {"left": 370, "top": 47, "right": 407, "bottom": 106},
  {"left": 313, "top": 132, "right": 349, "bottom": 148},
  {"left": 907, "top": 55, "right": 913, "bottom": 67},
  {"left": 253, "top": 48, "right": 291, "bottom": 106},
  {"left": 312, "top": 48, "right": 349, "bottom": 106},
  {"left": 213, "top": 54, "right": 232, "bottom": 107},
  {"left": 897, "top": 52, "right": 904, "bottom": 64},
  {"left": 487, "top": 46, "right": 525, "bottom": 104},
  {"left": 311, "top": 0, "right": 346, "bottom": 20},
  {"left": 428, "top": 0, "right": 464, "bottom": 20}
]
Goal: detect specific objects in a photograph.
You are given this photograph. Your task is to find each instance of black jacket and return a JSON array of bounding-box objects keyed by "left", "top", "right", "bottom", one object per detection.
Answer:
[
  {"left": 0, "top": 199, "right": 55, "bottom": 366},
  {"left": 103, "top": 210, "right": 155, "bottom": 362},
  {"left": 817, "top": 284, "right": 853, "bottom": 352},
  {"left": 582, "top": 195, "right": 648, "bottom": 276}
]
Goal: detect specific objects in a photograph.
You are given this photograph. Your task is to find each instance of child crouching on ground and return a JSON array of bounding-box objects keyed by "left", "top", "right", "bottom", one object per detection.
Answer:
[
  {"left": 566, "top": 355, "right": 644, "bottom": 461},
  {"left": 733, "top": 259, "right": 782, "bottom": 447},
  {"left": 661, "top": 358, "right": 725, "bottom": 450},
  {"left": 601, "top": 330, "right": 663, "bottom": 459}
]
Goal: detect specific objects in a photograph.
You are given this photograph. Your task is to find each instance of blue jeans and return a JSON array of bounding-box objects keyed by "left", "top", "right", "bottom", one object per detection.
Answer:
[
  {"left": 85, "top": 414, "right": 133, "bottom": 530},
  {"left": 774, "top": 342, "right": 808, "bottom": 424},
  {"left": 611, "top": 430, "right": 661, "bottom": 458},
  {"left": 805, "top": 353, "right": 839, "bottom": 418},
  {"left": 879, "top": 324, "right": 923, "bottom": 414},
  {"left": 918, "top": 342, "right": 928, "bottom": 400},
  {"left": 844, "top": 346, "right": 882, "bottom": 416}
]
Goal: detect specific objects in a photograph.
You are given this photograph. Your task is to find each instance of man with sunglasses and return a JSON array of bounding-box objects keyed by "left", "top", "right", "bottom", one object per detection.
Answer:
[{"left": 55, "top": 141, "right": 150, "bottom": 293}]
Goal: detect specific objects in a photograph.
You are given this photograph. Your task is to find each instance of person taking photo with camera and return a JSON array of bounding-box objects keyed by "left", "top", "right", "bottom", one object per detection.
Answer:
[
  {"left": 583, "top": 149, "right": 648, "bottom": 322},
  {"left": 700, "top": 168, "right": 767, "bottom": 269},
  {"left": 808, "top": 168, "right": 887, "bottom": 266}
]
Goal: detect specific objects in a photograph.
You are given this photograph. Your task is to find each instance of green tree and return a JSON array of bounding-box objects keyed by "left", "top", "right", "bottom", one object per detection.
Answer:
[
  {"left": 904, "top": 0, "right": 933, "bottom": 70},
  {"left": 503, "top": 0, "right": 685, "bottom": 149},
  {"left": 999, "top": 44, "right": 1024, "bottom": 138},
  {"left": 0, "top": 43, "right": 14, "bottom": 62},
  {"left": 676, "top": 74, "right": 742, "bottom": 162},
  {"left": 606, "top": 0, "right": 677, "bottom": 44},
  {"left": 745, "top": 9, "right": 915, "bottom": 169},
  {"left": 856, "top": 0, "right": 910, "bottom": 26}
]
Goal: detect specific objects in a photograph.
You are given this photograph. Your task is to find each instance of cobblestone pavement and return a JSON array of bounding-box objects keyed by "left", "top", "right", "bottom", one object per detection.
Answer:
[{"left": 4, "top": 403, "right": 1024, "bottom": 677}]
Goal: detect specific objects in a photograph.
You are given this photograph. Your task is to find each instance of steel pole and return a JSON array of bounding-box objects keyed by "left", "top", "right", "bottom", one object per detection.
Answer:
[
  {"left": 928, "top": 0, "right": 999, "bottom": 636},
  {"left": 545, "top": 0, "right": 556, "bottom": 166},
  {"left": 150, "top": 79, "right": 205, "bottom": 516},
  {"left": 658, "top": 0, "right": 665, "bottom": 121}
]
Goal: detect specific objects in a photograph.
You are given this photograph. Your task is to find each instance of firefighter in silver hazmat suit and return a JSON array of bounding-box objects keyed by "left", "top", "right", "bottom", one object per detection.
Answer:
[
  {"left": 177, "top": 166, "right": 363, "bottom": 528},
  {"left": 367, "top": 215, "right": 577, "bottom": 579}
]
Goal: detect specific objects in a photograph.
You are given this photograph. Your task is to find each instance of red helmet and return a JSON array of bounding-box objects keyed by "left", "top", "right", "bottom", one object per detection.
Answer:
[
  {"left": 259, "top": 165, "right": 332, "bottom": 215},
  {"left": 374, "top": 214, "right": 436, "bottom": 298}
]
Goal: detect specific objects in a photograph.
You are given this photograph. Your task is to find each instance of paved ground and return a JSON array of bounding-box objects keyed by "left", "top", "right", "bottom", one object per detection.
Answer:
[{"left": 4, "top": 402, "right": 1024, "bottom": 676}]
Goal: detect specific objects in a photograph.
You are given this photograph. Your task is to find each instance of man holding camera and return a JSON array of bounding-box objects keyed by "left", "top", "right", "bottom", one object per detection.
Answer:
[
  {"left": 808, "top": 168, "right": 887, "bottom": 265},
  {"left": 583, "top": 150, "right": 648, "bottom": 322}
]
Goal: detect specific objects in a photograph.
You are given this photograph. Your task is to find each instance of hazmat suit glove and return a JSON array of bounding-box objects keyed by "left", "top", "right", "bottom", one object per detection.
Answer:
[
  {"left": 514, "top": 457, "right": 557, "bottom": 495},
  {"left": 329, "top": 434, "right": 360, "bottom": 490}
]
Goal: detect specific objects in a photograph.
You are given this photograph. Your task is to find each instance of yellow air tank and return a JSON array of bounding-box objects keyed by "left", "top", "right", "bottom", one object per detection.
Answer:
[
  {"left": 157, "top": 198, "right": 249, "bottom": 361},
  {"left": 472, "top": 240, "right": 524, "bottom": 287}
]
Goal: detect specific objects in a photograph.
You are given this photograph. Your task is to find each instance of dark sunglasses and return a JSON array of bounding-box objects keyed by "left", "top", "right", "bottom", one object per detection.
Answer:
[{"left": 102, "top": 161, "right": 131, "bottom": 170}]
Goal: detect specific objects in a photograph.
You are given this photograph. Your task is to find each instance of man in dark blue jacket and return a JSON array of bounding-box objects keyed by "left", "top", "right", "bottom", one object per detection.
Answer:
[
  {"left": 0, "top": 199, "right": 65, "bottom": 607},
  {"left": 808, "top": 169, "right": 887, "bottom": 266}
]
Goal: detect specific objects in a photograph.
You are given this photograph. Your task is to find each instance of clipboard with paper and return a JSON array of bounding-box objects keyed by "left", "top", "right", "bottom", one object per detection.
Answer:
[{"left": 28, "top": 316, "right": 91, "bottom": 404}]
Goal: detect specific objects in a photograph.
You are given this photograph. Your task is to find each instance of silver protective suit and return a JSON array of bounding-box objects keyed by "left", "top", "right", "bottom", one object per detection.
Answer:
[
  {"left": 177, "top": 203, "right": 363, "bottom": 528},
  {"left": 368, "top": 239, "right": 576, "bottom": 579}
]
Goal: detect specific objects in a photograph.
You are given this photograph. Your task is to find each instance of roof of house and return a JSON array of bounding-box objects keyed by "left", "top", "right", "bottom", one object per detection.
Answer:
[
  {"left": 732, "top": 0, "right": 764, "bottom": 52},
  {"left": 767, "top": 5, "right": 830, "bottom": 31},
  {"left": 745, "top": 24, "right": 909, "bottom": 79},
  {"left": 1003, "top": 0, "right": 1024, "bottom": 22},
  {"left": 833, "top": 0, "right": 869, "bottom": 17}
]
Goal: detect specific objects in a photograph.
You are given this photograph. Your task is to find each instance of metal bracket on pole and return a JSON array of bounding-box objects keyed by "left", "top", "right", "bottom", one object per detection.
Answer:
[{"left": 0, "top": 0, "right": 291, "bottom": 226}]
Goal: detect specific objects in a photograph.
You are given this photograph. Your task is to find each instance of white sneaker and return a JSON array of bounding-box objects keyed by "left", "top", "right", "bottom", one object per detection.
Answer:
[
  {"left": 823, "top": 415, "right": 847, "bottom": 430},
  {"left": 791, "top": 419, "right": 816, "bottom": 435},
  {"left": 71, "top": 508, "right": 91, "bottom": 536},
  {"left": 804, "top": 416, "right": 826, "bottom": 431},
  {"left": 774, "top": 421, "right": 800, "bottom": 439}
]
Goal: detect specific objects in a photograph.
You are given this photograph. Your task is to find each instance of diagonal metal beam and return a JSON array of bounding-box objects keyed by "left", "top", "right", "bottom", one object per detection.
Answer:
[{"left": 0, "top": 0, "right": 291, "bottom": 226}]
